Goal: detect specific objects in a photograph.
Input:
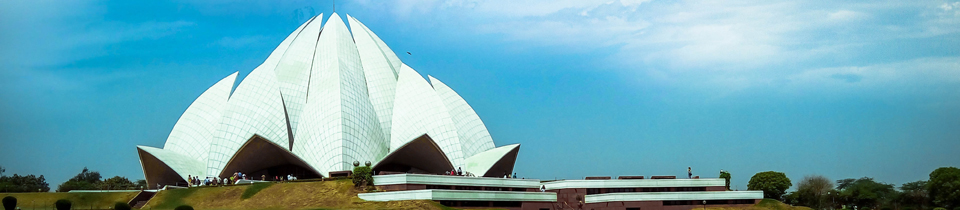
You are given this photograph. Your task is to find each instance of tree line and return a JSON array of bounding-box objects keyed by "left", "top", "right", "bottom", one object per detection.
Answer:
[
  {"left": 0, "top": 166, "right": 146, "bottom": 192},
  {"left": 745, "top": 167, "right": 960, "bottom": 210}
]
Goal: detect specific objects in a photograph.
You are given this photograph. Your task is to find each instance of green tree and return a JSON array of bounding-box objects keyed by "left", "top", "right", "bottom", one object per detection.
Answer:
[
  {"left": 135, "top": 180, "right": 147, "bottom": 190},
  {"left": 720, "top": 171, "right": 732, "bottom": 190},
  {"left": 837, "top": 178, "right": 856, "bottom": 190},
  {"left": 69, "top": 167, "right": 101, "bottom": 183},
  {"left": 748, "top": 171, "right": 792, "bottom": 200},
  {"left": 57, "top": 168, "right": 101, "bottom": 192},
  {"left": 797, "top": 175, "right": 834, "bottom": 210},
  {"left": 0, "top": 174, "right": 50, "bottom": 192},
  {"left": 99, "top": 176, "right": 134, "bottom": 190},
  {"left": 837, "top": 177, "right": 895, "bottom": 210},
  {"left": 899, "top": 180, "right": 929, "bottom": 210},
  {"left": 929, "top": 167, "right": 960, "bottom": 209}
]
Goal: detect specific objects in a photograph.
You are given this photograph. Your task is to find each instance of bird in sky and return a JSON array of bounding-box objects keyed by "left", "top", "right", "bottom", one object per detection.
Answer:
[{"left": 406, "top": 51, "right": 411, "bottom": 55}]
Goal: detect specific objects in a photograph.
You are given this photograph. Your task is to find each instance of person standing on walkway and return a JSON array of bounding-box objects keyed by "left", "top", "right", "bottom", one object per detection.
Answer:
[{"left": 688, "top": 167, "right": 692, "bottom": 179}]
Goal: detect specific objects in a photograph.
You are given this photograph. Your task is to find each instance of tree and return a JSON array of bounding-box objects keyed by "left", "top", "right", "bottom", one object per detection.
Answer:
[
  {"left": 797, "top": 175, "right": 834, "bottom": 210},
  {"left": 929, "top": 167, "right": 960, "bottom": 209},
  {"left": 837, "top": 178, "right": 856, "bottom": 190},
  {"left": 720, "top": 171, "right": 732, "bottom": 190},
  {"left": 135, "top": 180, "right": 147, "bottom": 190},
  {"left": 99, "top": 176, "right": 135, "bottom": 190},
  {"left": 0, "top": 174, "right": 50, "bottom": 192},
  {"left": 57, "top": 167, "right": 101, "bottom": 192},
  {"left": 0, "top": 166, "right": 5, "bottom": 177},
  {"left": 899, "top": 180, "right": 929, "bottom": 210},
  {"left": 748, "top": 171, "right": 792, "bottom": 200},
  {"left": 837, "top": 177, "right": 895, "bottom": 210},
  {"left": 69, "top": 167, "right": 101, "bottom": 183}
]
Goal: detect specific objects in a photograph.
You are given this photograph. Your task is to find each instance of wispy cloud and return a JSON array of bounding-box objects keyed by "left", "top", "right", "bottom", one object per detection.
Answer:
[{"left": 358, "top": 0, "right": 960, "bottom": 95}]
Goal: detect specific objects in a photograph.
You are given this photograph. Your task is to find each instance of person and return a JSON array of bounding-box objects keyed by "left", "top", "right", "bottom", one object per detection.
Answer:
[
  {"left": 187, "top": 175, "right": 192, "bottom": 187},
  {"left": 688, "top": 167, "right": 692, "bottom": 179},
  {"left": 262, "top": 175, "right": 266, "bottom": 181},
  {"left": 457, "top": 167, "right": 462, "bottom": 176},
  {"left": 513, "top": 172, "right": 517, "bottom": 179},
  {"left": 540, "top": 185, "right": 546, "bottom": 192}
]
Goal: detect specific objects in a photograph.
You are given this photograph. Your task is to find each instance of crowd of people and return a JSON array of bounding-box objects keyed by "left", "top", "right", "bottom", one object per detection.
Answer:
[
  {"left": 182, "top": 171, "right": 300, "bottom": 187},
  {"left": 441, "top": 167, "right": 520, "bottom": 179}
]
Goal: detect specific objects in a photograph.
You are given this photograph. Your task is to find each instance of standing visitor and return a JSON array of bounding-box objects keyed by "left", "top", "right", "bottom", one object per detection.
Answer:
[
  {"left": 457, "top": 167, "right": 462, "bottom": 176},
  {"left": 187, "top": 175, "right": 192, "bottom": 187},
  {"left": 688, "top": 167, "right": 692, "bottom": 179}
]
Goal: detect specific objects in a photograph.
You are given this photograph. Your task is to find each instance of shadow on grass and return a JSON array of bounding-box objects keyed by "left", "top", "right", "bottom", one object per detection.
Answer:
[
  {"left": 151, "top": 188, "right": 200, "bottom": 209},
  {"left": 241, "top": 182, "right": 275, "bottom": 199}
]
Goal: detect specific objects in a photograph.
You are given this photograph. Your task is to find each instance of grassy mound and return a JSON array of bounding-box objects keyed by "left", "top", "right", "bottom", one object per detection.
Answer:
[
  {"left": 0, "top": 191, "right": 138, "bottom": 209},
  {"left": 700, "top": 199, "right": 814, "bottom": 210},
  {"left": 143, "top": 179, "right": 444, "bottom": 210}
]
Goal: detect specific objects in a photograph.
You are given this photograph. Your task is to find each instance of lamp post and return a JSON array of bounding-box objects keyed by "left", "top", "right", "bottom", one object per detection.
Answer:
[{"left": 703, "top": 200, "right": 707, "bottom": 210}]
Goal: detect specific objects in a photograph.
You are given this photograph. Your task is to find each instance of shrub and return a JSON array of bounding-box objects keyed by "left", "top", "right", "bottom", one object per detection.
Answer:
[
  {"left": 54, "top": 199, "right": 71, "bottom": 210},
  {"left": 2, "top": 196, "right": 15, "bottom": 210},
  {"left": 174, "top": 205, "right": 194, "bottom": 210},
  {"left": 933, "top": 208, "right": 946, "bottom": 210},
  {"left": 352, "top": 166, "right": 373, "bottom": 187},
  {"left": 114, "top": 202, "right": 131, "bottom": 210}
]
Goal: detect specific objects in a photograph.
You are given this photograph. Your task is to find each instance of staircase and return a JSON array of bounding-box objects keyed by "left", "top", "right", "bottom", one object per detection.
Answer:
[{"left": 127, "top": 190, "right": 157, "bottom": 208}]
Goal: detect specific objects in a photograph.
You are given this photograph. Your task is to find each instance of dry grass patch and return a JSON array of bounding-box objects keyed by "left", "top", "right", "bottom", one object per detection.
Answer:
[
  {"left": 698, "top": 199, "right": 814, "bottom": 210},
  {"left": 143, "top": 180, "right": 444, "bottom": 210}
]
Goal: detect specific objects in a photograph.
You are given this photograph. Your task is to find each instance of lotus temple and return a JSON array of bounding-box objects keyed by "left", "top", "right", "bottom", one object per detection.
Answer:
[{"left": 137, "top": 13, "right": 763, "bottom": 210}]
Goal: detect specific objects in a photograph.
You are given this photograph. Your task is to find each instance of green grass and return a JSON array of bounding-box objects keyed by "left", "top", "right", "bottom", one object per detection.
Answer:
[
  {"left": 0, "top": 192, "right": 138, "bottom": 210},
  {"left": 241, "top": 182, "right": 275, "bottom": 199},
  {"left": 151, "top": 187, "right": 200, "bottom": 209}
]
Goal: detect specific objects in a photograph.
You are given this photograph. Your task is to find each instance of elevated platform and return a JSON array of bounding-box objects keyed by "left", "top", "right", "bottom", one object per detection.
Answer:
[{"left": 359, "top": 189, "right": 556, "bottom": 202}]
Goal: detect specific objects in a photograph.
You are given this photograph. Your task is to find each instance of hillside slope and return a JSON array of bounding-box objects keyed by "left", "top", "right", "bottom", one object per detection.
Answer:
[
  {"left": 0, "top": 191, "right": 139, "bottom": 209},
  {"left": 701, "top": 199, "right": 815, "bottom": 210},
  {"left": 143, "top": 180, "right": 443, "bottom": 210}
]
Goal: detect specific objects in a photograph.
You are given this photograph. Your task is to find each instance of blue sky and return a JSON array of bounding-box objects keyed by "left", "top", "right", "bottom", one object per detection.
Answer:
[{"left": 1, "top": 0, "right": 958, "bottom": 191}]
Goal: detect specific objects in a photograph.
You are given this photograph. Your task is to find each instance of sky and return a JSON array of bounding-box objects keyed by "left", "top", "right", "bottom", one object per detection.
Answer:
[{"left": 0, "top": 0, "right": 958, "bottom": 191}]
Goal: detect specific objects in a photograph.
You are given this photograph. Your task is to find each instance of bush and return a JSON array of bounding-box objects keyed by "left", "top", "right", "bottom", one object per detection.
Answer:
[
  {"left": 352, "top": 166, "right": 373, "bottom": 187},
  {"left": 114, "top": 202, "right": 131, "bottom": 210},
  {"left": 933, "top": 208, "right": 946, "bottom": 210},
  {"left": 174, "top": 205, "right": 194, "bottom": 210},
  {"left": 2, "top": 196, "right": 15, "bottom": 210},
  {"left": 55, "top": 199, "right": 71, "bottom": 210}
]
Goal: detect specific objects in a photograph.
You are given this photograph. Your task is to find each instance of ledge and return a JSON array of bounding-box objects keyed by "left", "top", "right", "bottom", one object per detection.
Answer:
[
  {"left": 373, "top": 174, "right": 541, "bottom": 188},
  {"left": 584, "top": 191, "right": 764, "bottom": 203},
  {"left": 359, "top": 189, "right": 557, "bottom": 202},
  {"left": 543, "top": 178, "right": 726, "bottom": 190}
]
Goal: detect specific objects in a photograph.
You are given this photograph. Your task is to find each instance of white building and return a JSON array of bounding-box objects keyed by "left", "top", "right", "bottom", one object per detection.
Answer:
[{"left": 137, "top": 13, "right": 519, "bottom": 188}]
